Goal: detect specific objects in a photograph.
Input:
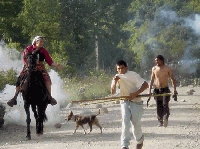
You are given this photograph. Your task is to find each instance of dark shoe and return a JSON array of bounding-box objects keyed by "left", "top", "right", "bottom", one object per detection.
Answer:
[
  {"left": 136, "top": 141, "right": 143, "bottom": 149},
  {"left": 50, "top": 97, "right": 57, "bottom": 106},
  {"left": 7, "top": 97, "right": 17, "bottom": 107},
  {"left": 122, "top": 147, "right": 128, "bottom": 149}
]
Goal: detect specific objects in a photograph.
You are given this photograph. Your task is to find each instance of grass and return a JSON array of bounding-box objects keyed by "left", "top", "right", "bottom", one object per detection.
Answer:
[{"left": 63, "top": 73, "right": 113, "bottom": 103}]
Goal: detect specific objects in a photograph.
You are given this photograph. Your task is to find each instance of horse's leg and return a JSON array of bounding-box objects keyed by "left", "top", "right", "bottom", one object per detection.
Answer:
[
  {"left": 24, "top": 103, "right": 31, "bottom": 140},
  {"left": 31, "top": 104, "right": 38, "bottom": 120},
  {"left": 31, "top": 104, "right": 41, "bottom": 135},
  {"left": 40, "top": 110, "right": 44, "bottom": 135},
  {"left": 37, "top": 105, "right": 47, "bottom": 135},
  {"left": 41, "top": 104, "right": 48, "bottom": 134}
]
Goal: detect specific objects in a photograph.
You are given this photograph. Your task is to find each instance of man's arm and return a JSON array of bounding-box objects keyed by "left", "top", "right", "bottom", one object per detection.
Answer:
[
  {"left": 149, "top": 67, "right": 155, "bottom": 94},
  {"left": 129, "top": 81, "right": 149, "bottom": 99},
  {"left": 111, "top": 76, "right": 120, "bottom": 94},
  {"left": 168, "top": 67, "right": 177, "bottom": 94}
]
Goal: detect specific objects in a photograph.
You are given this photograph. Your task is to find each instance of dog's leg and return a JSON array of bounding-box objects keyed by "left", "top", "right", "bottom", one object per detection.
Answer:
[
  {"left": 73, "top": 124, "right": 79, "bottom": 134},
  {"left": 87, "top": 123, "right": 93, "bottom": 134},
  {"left": 80, "top": 124, "right": 87, "bottom": 134},
  {"left": 94, "top": 119, "right": 102, "bottom": 133},
  {"left": 95, "top": 123, "right": 102, "bottom": 134}
]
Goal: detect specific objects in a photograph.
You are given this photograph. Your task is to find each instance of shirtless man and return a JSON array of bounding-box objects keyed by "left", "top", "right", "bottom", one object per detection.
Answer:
[{"left": 149, "top": 55, "right": 178, "bottom": 127}]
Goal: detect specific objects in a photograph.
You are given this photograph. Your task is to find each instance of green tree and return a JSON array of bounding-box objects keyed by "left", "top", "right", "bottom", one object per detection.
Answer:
[
  {"left": 18, "top": 0, "right": 61, "bottom": 40},
  {"left": 17, "top": 0, "right": 69, "bottom": 77},
  {"left": 0, "top": 0, "right": 28, "bottom": 50},
  {"left": 122, "top": 0, "right": 200, "bottom": 73}
]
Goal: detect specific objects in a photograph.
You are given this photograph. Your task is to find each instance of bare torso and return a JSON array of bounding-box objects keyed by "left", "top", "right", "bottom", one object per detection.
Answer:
[{"left": 152, "top": 65, "right": 171, "bottom": 89}]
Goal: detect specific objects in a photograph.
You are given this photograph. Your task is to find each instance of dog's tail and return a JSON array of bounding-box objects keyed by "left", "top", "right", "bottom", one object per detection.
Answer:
[{"left": 96, "top": 108, "right": 101, "bottom": 116}]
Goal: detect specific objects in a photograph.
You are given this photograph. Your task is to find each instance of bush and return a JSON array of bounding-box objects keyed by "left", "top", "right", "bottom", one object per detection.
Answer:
[
  {"left": 0, "top": 68, "right": 18, "bottom": 90},
  {"left": 63, "top": 70, "right": 113, "bottom": 103}
]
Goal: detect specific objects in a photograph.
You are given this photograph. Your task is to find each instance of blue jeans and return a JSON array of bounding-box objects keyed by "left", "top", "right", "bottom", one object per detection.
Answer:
[{"left": 120, "top": 101, "right": 144, "bottom": 148}]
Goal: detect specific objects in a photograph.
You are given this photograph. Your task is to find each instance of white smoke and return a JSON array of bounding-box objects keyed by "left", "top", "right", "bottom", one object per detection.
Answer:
[
  {"left": 159, "top": 9, "right": 178, "bottom": 25},
  {"left": 0, "top": 41, "right": 68, "bottom": 126},
  {"left": 0, "top": 41, "right": 22, "bottom": 73},
  {"left": 184, "top": 14, "right": 200, "bottom": 35},
  {"left": 148, "top": 8, "right": 200, "bottom": 75},
  {"left": 181, "top": 14, "right": 200, "bottom": 74}
]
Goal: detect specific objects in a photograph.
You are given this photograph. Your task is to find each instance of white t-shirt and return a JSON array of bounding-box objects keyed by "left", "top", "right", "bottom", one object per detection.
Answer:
[{"left": 112, "top": 71, "right": 145, "bottom": 102}]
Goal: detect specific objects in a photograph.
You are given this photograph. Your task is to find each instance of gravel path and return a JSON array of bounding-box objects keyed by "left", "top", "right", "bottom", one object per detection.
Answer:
[{"left": 0, "top": 87, "right": 199, "bottom": 149}]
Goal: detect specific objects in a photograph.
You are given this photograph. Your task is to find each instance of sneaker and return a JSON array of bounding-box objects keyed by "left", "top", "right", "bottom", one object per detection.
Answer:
[
  {"left": 7, "top": 98, "right": 17, "bottom": 107},
  {"left": 136, "top": 141, "right": 143, "bottom": 149},
  {"left": 122, "top": 147, "right": 128, "bottom": 149}
]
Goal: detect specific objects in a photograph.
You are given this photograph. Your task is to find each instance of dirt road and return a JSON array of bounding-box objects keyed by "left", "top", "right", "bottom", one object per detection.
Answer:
[{"left": 0, "top": 87, "right": 199, "bottom": 149}]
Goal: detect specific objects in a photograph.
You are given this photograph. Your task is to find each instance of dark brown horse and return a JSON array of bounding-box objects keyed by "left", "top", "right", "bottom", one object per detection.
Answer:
[{"left": 21, "top": 49, "right": 49, "bottom": 140}]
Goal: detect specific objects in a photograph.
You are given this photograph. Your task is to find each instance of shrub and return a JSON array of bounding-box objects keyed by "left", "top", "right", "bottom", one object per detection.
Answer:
[{"left": 63, "top": 70, "right": 112, "bottom": 103}]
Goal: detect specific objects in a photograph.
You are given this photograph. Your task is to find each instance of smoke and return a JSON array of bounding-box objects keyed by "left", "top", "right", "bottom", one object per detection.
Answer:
[
  {"left": 142, "top": 6, "right": 200, "bottom": 76},
  {"left": 157, "top": 8, "right": 179, "bottom": 26},
  {"left": 0, "top": 41, "right": 22, "bottom": 72},
  {"left": 185, "top": 14, "right": 200, "bottom": 35},
  {"left": 180, "top": 14, "right": 200, "bottom": 74},
  {"left": 0, "top": 41, "right": 68, "bottom": 126}
]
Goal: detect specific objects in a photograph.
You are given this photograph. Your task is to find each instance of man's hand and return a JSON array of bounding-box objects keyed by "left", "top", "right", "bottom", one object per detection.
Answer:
[
  {"left": 172, "top": 90, "right": 178, "bottom": 101},
  {"left": 174, "top": 90, "right": 178, "bottom": 95},
  {"left": 113, "top": 75, "right": 120, "bottom": 82},
  {"left": 128, "top": 92, "right": 138, "bottom": 100},
  {"left": 56, "top": 64, "right": 62, "bottom": 70},
  {"left": 111, "top": 75, "right": 120, "bottom": 94}
]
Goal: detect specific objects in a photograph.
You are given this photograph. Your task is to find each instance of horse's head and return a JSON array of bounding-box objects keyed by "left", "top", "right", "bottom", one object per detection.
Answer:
[{"left": 25, "top": 50, "right": 39, "bottom": 71}]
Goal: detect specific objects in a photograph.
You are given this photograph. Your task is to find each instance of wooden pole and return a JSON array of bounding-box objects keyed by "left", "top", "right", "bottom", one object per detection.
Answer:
[{"left": 70, "top": 93, "right": 173, "bottom": 104}]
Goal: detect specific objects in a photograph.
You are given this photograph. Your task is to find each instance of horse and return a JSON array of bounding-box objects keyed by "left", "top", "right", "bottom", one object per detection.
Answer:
[{"left": 21, "top": 49, "right": 49, "bottom": 140}]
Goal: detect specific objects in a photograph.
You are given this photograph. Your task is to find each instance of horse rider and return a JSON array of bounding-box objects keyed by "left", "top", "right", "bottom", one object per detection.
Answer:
[{"left": 7, "top": 36, "right": 62, "bottom": 107}]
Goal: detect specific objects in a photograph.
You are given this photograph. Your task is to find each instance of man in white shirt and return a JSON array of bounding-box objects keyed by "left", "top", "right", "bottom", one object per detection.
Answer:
[{"left": 111, "top": 60, "right": 148, "bottom": 149}]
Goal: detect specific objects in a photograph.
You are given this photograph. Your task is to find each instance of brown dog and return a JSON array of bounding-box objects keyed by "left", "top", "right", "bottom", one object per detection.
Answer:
[{"left": 65, "top": 109, "right": 102, "bottom": 134}]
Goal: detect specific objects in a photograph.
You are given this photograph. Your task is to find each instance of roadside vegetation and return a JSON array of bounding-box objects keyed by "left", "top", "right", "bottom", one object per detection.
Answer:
[{"left": 1, "top": 0, "right": 200, "bottom": 100}]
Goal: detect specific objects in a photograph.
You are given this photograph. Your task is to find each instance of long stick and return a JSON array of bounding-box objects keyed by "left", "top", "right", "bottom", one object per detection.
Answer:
[{"left": 71, "top": 93, "right": 172, "bottom": 104}]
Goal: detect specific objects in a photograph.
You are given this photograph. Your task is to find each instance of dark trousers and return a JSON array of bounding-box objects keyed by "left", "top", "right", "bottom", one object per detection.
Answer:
[{"left": 154, "top": 87, "right": 170, "bottom": 124}]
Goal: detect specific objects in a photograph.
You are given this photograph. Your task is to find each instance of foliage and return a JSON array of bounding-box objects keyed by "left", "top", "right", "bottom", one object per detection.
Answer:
[
  {"left": 122, "top": 0, "right": 200, "bottom": 75},
  {"left": 0, "top": 0, "right": 29, "bottom": 50},
  {"left": 18, "top": 0, "right": 61, "bottom": 38},
  {"left": 63, "top": 70, "right": 112, "bottom": 102},
  {"left": 0, "top": 72, "right": 6, "bottom": 91},
  {"left": 0, "top": 69, "right": 18, "bottom": 90},
  {"left": 1, "top": 0, "right": 134, "bottom": 77},
  {"left": 3, "top": 69, "right": 18, "bottom": 85},
  {"left": 1, "top": 0, "right": 200, "bottom": 97},
  {"left": 59, "top": 0, "right": 132, "bottom": 74}
]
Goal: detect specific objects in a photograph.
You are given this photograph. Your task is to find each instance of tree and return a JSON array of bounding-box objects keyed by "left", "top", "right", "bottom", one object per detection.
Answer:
[
  {"left": 59, "top": 0, "right": 133, "bottom": 73},
  {"left": 122, "top": 0, "right": 200, "bottom": 74},
  {"left": 0, "top": 0, "right": 27, "bottom": 50},
  {"left": 16, "top": 0, "right": 70, "bottom": 77}
]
